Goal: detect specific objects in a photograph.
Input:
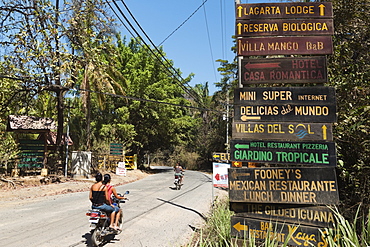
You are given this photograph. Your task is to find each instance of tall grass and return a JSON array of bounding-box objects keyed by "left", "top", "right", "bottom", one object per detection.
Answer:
[
  {"left": 186, "top": 198, "right": 370, "bottom": 247},
  {"left": 321, "top": 206, "right": 370, "bottom": 247}
]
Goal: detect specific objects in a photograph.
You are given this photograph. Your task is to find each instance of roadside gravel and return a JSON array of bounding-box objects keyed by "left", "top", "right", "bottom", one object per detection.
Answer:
[{"left": 0, "top": 169, "right": 149, "bottom": 202}]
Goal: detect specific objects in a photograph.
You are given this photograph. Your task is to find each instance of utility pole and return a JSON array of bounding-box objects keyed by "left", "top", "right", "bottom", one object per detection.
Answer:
[{"left": 226, "top": 83, "right": 230, "bottom": 156}]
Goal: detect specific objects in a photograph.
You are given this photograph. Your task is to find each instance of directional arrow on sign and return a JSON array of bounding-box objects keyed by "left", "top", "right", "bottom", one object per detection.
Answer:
[
  {"left": 215, "top": 173, "right": 220, "bottom": 181},
  {"left": 237, "top": 6, "right": 243, "bottom": 18},
  {"left": 231, "top": 170, "right": 251, "bottom": 180},
  {"left": 322, "top": 125, "right": 327, "bottom": 140},
  {"left": 237, "top": 22, "right": 242, "bottom": 35},
  {"left": 213, "top": 154, "right": 220, "bottom": 159},
  {"left": 319, "top": 4, "right": 326, "bottom": 16},
  {"left": 244, "top": 62, "right": 281, "bottom": 70},
  {"left": 235, "top": 144, "right": 250, "bottom": 149},
  {"left": 241, "top": 115, "right": 261, "bottom": 121},
  {"left": 233, "top": 222, "right": 248, "bottom": 232}
]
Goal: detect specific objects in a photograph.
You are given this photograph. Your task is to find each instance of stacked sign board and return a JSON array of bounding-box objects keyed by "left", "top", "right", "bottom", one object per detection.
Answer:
[{"left": 230, "top": 2, "right": 338, "bottom": 246}]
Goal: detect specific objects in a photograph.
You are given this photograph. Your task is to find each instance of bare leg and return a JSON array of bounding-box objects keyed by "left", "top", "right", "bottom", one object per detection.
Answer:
[
  {"left": 115, "top": 210, "right": 122, "bottom": 229},
  {"left": 109, "top": 212, "right": 116, "bottom": 228}
]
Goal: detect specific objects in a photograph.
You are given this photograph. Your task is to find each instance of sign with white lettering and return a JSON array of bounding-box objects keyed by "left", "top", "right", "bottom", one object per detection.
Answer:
[
  {"left": 236, "top": 2, "right": 333, "bottom": 19},
  {"left": 231, "top": 216, "right": 329, "bottom": 247},
  {"left": 230, "top": 140, "right": 336, "bottom": 166},
  {"left": 234, "top": 87, "right": 337, "bottom": 123},
  {"left": 238, "top": 36, "right": 333, "bottom": 56},
  {"left": 228, "top": 167, "right": 339, "bottom": 204},
  {"left": 230, "top": 203, "right": 334, "bottom": 227},
  {"left": 236, "top": 19, "right": 334, "bottom": 37},
  {"left": 240, "top": 57, "right": 327, "bottom": 84},
  {"left": 232, "top": 122, "right": 333, "bottom": 141}
]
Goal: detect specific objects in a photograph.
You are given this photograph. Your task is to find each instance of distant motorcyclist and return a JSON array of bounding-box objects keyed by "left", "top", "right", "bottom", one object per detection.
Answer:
[{"left": 174, "top": 162, "right": 184, "bottom": 185}]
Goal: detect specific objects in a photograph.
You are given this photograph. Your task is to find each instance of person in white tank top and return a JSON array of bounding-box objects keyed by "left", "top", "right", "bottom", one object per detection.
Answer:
[{"left": 174, "top": 163, "right": 184, "bottom": 184}]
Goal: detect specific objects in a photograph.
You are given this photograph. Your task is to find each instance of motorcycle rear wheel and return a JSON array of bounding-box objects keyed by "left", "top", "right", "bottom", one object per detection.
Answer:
[{"left": 91, "top": 227, "right": 104, "bottom": 247}]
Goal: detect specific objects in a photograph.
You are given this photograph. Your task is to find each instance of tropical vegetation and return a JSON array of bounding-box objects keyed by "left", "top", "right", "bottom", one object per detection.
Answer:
[{"left": 0, "top": 0, "right": 369, "bottom": 245}]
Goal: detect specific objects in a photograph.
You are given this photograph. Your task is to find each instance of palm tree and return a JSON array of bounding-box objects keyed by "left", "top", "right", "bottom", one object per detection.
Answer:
[{"left": 65, "top": 0, "right": 126, "bottom": 150}]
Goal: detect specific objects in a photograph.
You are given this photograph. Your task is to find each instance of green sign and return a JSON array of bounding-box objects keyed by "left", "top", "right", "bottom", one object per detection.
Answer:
[
  {"left": 18, "top": 140, "right": 44, "bottom": 169},
  {"left": 110, "top": 143, "right": 123, "bottom": 155},
  {"left": 231, "top": 140, "right": 336, "bottom": 166}
]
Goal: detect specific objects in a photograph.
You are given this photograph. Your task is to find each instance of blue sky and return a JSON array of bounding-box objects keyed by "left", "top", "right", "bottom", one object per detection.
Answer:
[{"left": 110, "top": 0, "right": 277, "bottom": 95}]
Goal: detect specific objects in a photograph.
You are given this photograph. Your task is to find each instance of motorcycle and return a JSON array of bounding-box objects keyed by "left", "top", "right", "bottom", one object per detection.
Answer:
[
  {"left": 86, "top": 191, "right": 129, "bottom": 247},
  {"left": 174, "top": 174, "right": 182, "bottom": 190}
]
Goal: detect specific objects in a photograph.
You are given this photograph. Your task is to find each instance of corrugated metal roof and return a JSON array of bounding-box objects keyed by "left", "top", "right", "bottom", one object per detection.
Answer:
[{"left": 7, "top": 115, "right": 57, "bottom": 131}]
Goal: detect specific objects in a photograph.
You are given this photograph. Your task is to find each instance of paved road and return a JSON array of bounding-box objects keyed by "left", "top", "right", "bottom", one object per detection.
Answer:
[{"left": 0, "top": 167, "right": 219, "bottom": 247}]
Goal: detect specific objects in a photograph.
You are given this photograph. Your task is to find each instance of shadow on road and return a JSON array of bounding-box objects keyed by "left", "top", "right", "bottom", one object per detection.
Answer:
[
  {"left": 81, "top": 231, "right": 120, "bottom": 247},
  {"left": 145, "top": 166, "right": 173, "bottom": 174},
  {"left": 157, "top": 198, "right": 207, "bottom": 221}
]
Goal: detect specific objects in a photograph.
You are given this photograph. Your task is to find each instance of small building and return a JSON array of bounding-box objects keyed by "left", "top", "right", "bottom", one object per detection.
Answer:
[{"left": 7, "top": 115, "right": 72, "bottom": 175}]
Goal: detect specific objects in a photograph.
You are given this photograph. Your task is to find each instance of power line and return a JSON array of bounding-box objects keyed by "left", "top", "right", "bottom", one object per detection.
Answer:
[
  {"left": 158, "top": 0, "right": 209, "bottom": 47},
  {"left": 202, "top": 0, "right": 218, "bottom": 82},
  {"left": 108, "top": 0, "right": 206, "bottom": 108},
  {"left": 73, "top": 87, "right": 222, "bottom": 113}
]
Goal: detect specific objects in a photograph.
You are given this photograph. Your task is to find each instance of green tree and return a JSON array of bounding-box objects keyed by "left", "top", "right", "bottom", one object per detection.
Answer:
[
  {"left": 328, "top": 0, "right": 370, "bottom": 218},
  {"left": 115, "top": 38, "right": 196, "bottom": 160},
  {"left": 0, "top": 0, "right": 73, "bottom": 167},
  {"left": 64, "top": 0, "right": 126, "bottom": 151}
]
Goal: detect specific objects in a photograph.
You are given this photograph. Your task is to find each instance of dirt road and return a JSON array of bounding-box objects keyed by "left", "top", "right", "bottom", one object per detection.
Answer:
[{"left": 0, "top": 169, "right": 148, "bottom": 203}]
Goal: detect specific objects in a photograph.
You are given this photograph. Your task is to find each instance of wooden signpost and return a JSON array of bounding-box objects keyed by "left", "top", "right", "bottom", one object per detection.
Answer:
[
  {"left": 231, "top": 216, "right": 331, "bottom": 246},
  {"left": 212, "top": 152, "right": 230, "bottom": 163},
  {"left": 240, "top": 56, "right": 327, "bottom": 84},
  {"left": 230, "top": 203, "right": 335, "bottom": 228},
  {"left": 228, "top": 167, "right": 339, "bottom": 204},
  {"left": 234, "top": 87, "right": 336, "bottom": 105},
  {"left": 237, "top": 36, "right": 333, "bottom": 56},
  {"left": 230, "top": 139, "right": 336, "bottom": 166},
  {"left": 234, "top": 87, "right": 337, "bottom": 123},
  {"left": 236, "top": 19, "right": 334, "bottom": 37},
  {"left": 236, "top": 2, "right": 333, "bottom": 20},
  {"left": 231, "top": 2, "right": 336, "bottom": 245},
  {"left": 232, "top": 122, "right": 333, "bottom": 141}
]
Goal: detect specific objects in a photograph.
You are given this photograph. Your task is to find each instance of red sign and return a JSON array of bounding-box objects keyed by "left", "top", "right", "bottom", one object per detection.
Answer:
[
  {"left": 240, "top": 56, "right": 327, "bottom": 84},
  {"left": 238, "top": 36, "right": 333, "bottom": 56}
]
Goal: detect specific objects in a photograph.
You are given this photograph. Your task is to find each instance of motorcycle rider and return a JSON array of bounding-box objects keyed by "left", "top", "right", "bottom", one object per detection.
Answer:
[
  {"left": 89, "top": 172, "right": 116, "bottom": 230},
  {"left": 174, "top": 162, "right": 184, "bottom": 185},
  {"left": 103, "top": 174, "right": 127, "bottom": 230}
]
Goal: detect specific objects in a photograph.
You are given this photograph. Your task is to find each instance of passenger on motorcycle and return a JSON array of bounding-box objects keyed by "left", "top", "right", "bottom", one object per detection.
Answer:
[
  {"left": 103, "top": 174, "right": 127, "bottom": 230},
  {"left": 89, "top": 172, "right": 116, "bottom": 230},
  {"left": 174, "top": 162, "right": 184, "bottom": 185}
]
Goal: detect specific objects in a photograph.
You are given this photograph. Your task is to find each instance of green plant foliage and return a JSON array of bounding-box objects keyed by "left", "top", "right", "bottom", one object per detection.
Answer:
[{"left": 328, "top": 0, "right": 370, "bottom": 219}]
